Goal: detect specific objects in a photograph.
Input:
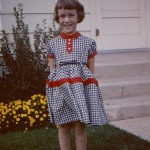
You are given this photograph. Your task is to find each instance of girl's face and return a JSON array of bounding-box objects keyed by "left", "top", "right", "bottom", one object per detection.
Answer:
[{"left": 57, "top": 9, "right": 78, "bottom": 35}]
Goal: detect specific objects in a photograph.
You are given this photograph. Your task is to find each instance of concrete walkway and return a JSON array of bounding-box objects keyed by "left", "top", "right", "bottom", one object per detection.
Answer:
[{"left": 110, "top": 116, "right": 150, "bottom": 142}]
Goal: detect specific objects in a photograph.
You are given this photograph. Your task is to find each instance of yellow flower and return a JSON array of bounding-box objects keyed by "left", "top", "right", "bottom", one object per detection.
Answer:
[
  {"left": 26, "top": 101, "right": 31, "bottom": 105},
  {"left": 40, "top": 117, "right": 44, "bottom": 121},
  {"left": 21, "top": 114, "right": 25, "bottom": 117},
  {"left": 38, "top": 94, "right": 42, "bottom": 97},
  {"left": 41, "top": 95, "right": 44, "bottom": 99},
  {"left": 42, "top": 106, "right": 46, "bottom": 109},
  {"left": 0, "top": 105, "right": 5, "bottom": 109},
  {"left": 35, "top": 111, "right": 38, "bottom": 114},
  {"left": 30, "top": 123, "right": 33, "bottom": 126},
  {"left": 2, "top": 111, "right": 7, "bottom": 115},
  {"left": 40, "top": 99, "right": 46, "bottom": 105},
  {"left": 13, "top": 111, "right": 16, "bottom": 115},
  {"left": 15, "top": 100, "right": 22, "bottom": 105},
  {"left": 32, "top": 119, "right": 35, "bottom": 123},
  {"left": 28, "top": 116, "right": 32, "bottom": 119},
  {"left": 31, "top": 95, "right": 37, "bottom": 100},
  {"left": 15, "top": 107, "right": 19, "bottom": 110},
  {"left": 9, "top": 102, "right": 13, "bottom": 106},
  {"left": 29, "top": 117, "right": 35, "bottom": 123},
  {"left": 13, "top": 115, "right": 17, "bottom": 119},
  {"left": 17, "top": 114, "right": 21, "bottom": 117},
  {"left": 15, "top": 105, "right": 22, "bottom": 110},
  {"left": 12, "top": 106, "right": 15, "bottom": 109},
  {"left": 43, "top": 114, "right": 47, "bottom": 117},
  {"left": 39, "top": 111, "right": 43, "bottom": 114},
  {"left": 2, "top": 116, "right": 6, "bottom": 119},
  {"left": 0, "top": 102, "right": 4, "bottom": 106},
  {"left": 35, "top": 115, "right": 39, "bottom": 118},
  {"left": 27, "top": 110, "right": 31, "bottom": 115},
  {"left": 33, "top": 102, "right": 37, "bottom": 106},
  {"left": 28, "top": 99, "right": 31, "bottom": 103},
  {"left": 23, "top": 104, "right": 30, "bottom": 111},
  {"left": 16, "top": 118, "right": 20, "bottom": 122}
]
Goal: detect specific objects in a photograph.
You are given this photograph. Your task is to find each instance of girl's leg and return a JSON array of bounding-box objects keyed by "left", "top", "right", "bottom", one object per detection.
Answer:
[
  {"left": 58, "top": 123, "right": 72, "bottom": 150},
  {"left": 73, "top": 121, "right": 87, "bottom": 150}
]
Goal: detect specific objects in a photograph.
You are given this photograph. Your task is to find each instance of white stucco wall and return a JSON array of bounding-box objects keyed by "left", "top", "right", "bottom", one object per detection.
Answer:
[
  {"left": 0, "top": 0, "right": 150, "bottom": 51},
  {"left": 0, "top": 0, "right": 1, "bottom": 33},
  {"left": 0, "top": 0, "right": 2, "bottom": 76},
  {"left": 0, "top": 0, "right": 91, "bottom": 35},
  {"left": 146, "top": 0, "right": 150, "bottom": 48},
  {"left": 0, "top": 0, "right": 91, "bottom": 47}
]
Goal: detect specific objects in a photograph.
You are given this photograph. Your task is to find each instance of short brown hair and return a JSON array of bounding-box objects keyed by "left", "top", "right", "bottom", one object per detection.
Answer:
[{"left": 54, "top": 0, "right": 85, "bottom": 23}]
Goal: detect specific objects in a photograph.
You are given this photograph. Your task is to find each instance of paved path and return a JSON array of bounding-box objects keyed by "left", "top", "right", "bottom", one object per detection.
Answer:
[{"left": 110, "top": 116, "right": 150, "bottom": 142}]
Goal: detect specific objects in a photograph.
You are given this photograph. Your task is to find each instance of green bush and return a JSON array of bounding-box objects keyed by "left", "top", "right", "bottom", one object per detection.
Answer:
[{"left": 0, "top": 3, "right": 60, "bottom": 102}]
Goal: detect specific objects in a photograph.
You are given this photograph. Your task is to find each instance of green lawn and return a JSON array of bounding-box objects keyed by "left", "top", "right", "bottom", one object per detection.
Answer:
[{"left": 0, "top": 124, "right": 150, "bottom": 150}]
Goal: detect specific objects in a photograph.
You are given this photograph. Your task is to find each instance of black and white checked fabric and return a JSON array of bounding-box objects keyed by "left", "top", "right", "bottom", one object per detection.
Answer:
[{"left": 46, "top": 33, "right": 108, "bottom": 126}]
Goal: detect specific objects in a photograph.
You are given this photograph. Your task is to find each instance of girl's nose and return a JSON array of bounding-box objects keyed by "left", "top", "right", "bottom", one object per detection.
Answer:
[{"left": 64, "top": 16, "right": 70, "bottom": 22}]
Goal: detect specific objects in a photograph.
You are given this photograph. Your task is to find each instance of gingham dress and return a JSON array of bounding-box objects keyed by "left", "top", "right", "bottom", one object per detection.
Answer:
[{"left": 46, "top": 32, "right": 108, "bottom": 126}]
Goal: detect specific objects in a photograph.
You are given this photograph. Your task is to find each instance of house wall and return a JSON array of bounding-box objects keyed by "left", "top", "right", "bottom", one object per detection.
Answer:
[
  {"left": 0, "top": 0, "right": 91, "bottom": 43},
  {"left": 0, "top": 0, "right": 92, "bottom": 76},
  {"left": 0, "top": 0, "right": 3, "bottom": 77},
  {"left": 0, "top": 0, "right": 150, "bottom": 51},
  {"left": 146, "top": 0, "right": 150, "bottom": 48},
  {"left": 0, "top": 0, "right": 2, "bottom": 36}
]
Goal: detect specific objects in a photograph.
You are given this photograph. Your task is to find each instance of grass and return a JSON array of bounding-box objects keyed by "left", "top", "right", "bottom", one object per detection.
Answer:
[{"left": 0, "top": 124, "right": 150, "bottom": 150}]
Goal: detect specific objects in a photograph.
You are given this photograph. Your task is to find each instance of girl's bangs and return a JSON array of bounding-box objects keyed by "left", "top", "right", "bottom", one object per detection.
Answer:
[{"left": 56, "top": 1, "right": 76, "bottom": 9}]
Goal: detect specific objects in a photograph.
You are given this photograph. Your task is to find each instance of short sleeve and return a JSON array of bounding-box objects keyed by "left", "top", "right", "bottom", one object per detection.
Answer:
[
  {"left": 47, "top": 41, "right": 54, "bottom": 59},
  {"left": 88, "top": 40, "right": 97, "bottom": 59}
]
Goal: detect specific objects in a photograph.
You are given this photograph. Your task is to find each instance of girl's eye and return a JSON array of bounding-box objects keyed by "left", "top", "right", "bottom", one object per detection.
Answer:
[
  {"left": 59, "top": 14, "right": 65, "bottom": 18},
  {"left": 69, "top": 14, "right": 75, "bottom": 17},
  {"left": 58, "top": 14, "right": 75, "bottom": 19}
]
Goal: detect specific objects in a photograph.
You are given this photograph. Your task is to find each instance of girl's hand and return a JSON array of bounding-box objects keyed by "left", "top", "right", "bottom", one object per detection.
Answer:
[
  {"left": 48, "top": 58, "right": 55, "bottom": 72},
  {"left": 87, "top": 56, "right": 95, "bottom": 73}
]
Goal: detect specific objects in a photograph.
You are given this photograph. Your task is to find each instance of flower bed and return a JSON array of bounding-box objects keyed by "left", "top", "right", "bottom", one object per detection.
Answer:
[{"left": 0, "top": 94, "right": 50, "bottom": 134}]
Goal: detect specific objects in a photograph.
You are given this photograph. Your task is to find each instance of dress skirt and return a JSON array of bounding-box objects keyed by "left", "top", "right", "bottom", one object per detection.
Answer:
[{"left": 46, "top": 64, "right": 108, "bottom": 126}]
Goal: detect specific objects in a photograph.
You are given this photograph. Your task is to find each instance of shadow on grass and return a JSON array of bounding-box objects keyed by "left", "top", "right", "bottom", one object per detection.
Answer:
[{"left": 0, "top": 124, "right": 150, "bottom": 150}]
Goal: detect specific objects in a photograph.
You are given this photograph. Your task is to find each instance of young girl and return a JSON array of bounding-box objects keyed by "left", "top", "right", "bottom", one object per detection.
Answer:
[{"left": 46, "top": 0, "right": 108, "bottom": 149}]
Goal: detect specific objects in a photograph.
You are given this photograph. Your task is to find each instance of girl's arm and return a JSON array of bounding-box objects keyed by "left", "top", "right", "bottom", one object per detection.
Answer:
[
  {"left": 48, "top": 58, "right": 55, "bottom": 72},
  {"left": 87, "top": 56, "right": 95, "bottom": 74}
]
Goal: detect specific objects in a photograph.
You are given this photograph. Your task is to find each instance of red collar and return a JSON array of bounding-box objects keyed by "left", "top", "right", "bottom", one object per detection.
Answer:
[{"left": 60, "top": 32, "right": 80, "bottom": 39}]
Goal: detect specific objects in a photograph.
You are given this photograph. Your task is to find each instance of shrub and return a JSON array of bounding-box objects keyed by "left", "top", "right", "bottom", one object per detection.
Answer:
[
  {"left": 0, "top": 94, "right": 51, "bottom": 134},
  {"left": 0, "top": 3, "right": 60, "bottom": 102}
]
